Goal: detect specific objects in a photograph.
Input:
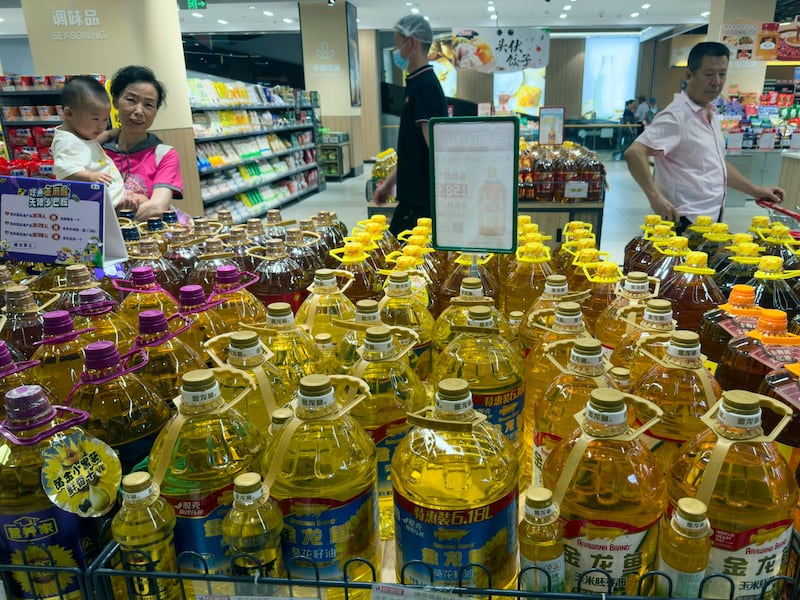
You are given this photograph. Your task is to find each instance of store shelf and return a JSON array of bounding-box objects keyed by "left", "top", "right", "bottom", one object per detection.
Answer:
[
  {"left": 0, "top": 88, "right": 64, "bottom": 96},
  {"left": 191, "top": 103, "right": 313, "bottom": 111},
  {"left": 202, "top": 162, "right": 318, "bottom": 206},
  {"left": 225, "top": 184, "right": 320, "bottom": 223},
  {"left": 194, "top": 123, "right": 313, "bottom": 143},
  {"left": 3, "top": 118, "right": 61, "bottom": 127},
  {"left": 198, "top": 143, "right": 316, "bottom": 176}
]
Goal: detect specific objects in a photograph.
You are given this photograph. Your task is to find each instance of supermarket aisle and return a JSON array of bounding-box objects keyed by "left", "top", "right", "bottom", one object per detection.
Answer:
[{"left": 281, "top": 154, "right": 767, "bottom": 264}]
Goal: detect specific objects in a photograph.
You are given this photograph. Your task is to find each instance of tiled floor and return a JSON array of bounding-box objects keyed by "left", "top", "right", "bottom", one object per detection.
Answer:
[{"left": 282, "top": 152, "right": 774, "bottom": 265}]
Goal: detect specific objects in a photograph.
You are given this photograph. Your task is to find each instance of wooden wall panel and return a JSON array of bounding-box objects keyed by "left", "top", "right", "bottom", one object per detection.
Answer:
[
  {"left": 153, "top": 127, "right": 203, "bottom": 217},
  {"left": 358, "top": 29, "right": 381, "bottom": 160},
  {"left": 545, "top": 39, "right": 586, "bottom": 118}
]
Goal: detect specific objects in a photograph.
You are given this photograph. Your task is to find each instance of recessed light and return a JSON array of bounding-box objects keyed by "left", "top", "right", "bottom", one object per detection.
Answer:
[
  {"left": 630, "top": 12, "right": 640, "bottom": 17},
  {"left": 217, "top": 19, "right": 228, "bottom": 24},
  {"left": 490, "top": 13, "right": 498, "bottom": 19},
  {"left": 406, "top": 2, "right": 413, "bottom": 5},
  {"left": 700, "top": 11, "right": 710, "bottom": 17},
  {"left": 563, "top": 5, "right": 571, "bottom": 10},
  {"left": 559, "top": 13, "right": 568, "bottom": 18},
  {"left": 248, "top": 5, "right": 256, "bottom": 9},
  {"left": 641, "top": 3, "right": 650, "bottom": 8},
  {"left": 488, "top": 5, "right": 495, "bottom": 11},
  {"left": 283, "top": 17, "right": 293, "bottom": 23},
  {"left": 191, "top": 12, "right": 203, "bottom": 17},
  {"left": 356, "top": 18, "right": 360, "bottom": 22},
  {"left": 423, "top": 15, "right": 429, "bottom": 21},
  {"left": 488, "top": 0, "right": 494, "bottom": 4},
  {"left": 263, "top": 10, "right": 273, "bottom": 16},
  {"left": 411, "top": 7, "right": 420, "bottom": 13}
]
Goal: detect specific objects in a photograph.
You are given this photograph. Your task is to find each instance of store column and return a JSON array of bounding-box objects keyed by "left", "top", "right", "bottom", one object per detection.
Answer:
[
  {"left": 300, "top": 1, "right": 364, "bottom": 176},
  {"left": 20, "top": 0, "right": 202, "bottom": 215}
]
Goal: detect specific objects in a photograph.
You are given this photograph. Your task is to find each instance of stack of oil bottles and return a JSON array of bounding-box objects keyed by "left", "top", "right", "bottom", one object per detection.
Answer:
[{"left": 0, "top": 208, "right": 798, "bottom": 600}]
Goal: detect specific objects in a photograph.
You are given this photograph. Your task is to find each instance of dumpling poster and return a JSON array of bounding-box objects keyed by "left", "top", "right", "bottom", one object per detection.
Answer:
[{"left": 451, "top": 27, "right": 550, "bottom": 73}]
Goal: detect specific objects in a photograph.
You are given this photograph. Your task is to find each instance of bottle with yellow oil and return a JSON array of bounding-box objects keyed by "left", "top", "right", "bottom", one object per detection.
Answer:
[
  {"left": 392, "top": 378, "right": 519, "bottom": 588},
  {"left": 258, "top": 302, "right": 321, "bottom": 392},
  {"left": 329, "top": 241, "right": 383, "bottom": 304},
  {"left": 295, "top": 269, "right": 356, "bottom": 344},
  {"left": 115, "top": 266, "right": 179, "bottom": 327},
  {"left": 519, "top": 487, "right": 565, "bottom": 593},
  {"left": 709, "top": 231, "right": 755, "bottom": 270},
  {"left": 660, "top": 251, "right": 726, "bottom": 332},
  {"left": 627, "top": 223, "right": 675, "bottom": 274},
  {"left": 519, "top": 274, "right": 582, "bottom": 354},
  {"left": 502, "top": 242, "right": 554, "bottom": 317},
  {"left": 328, "top": 298, "right": 383, "bottom": 375},
  {"left": 655, "top": 497, "right": 712, "bottom": 598},
  {"left": 646, "top": 235, "right": 689, "bottom": 284},
  {"left": 177, "top": 284, "right": 228, "bottom": 365},
  {"left": 2, "top": 284, "right": 58, "bottom": 360},
  {"left": 73, "top": 288, "right": 137, "bottom": 355},
  {"left": 594, "top": 271, "right": 657, "bottom": 355},
  {"left": 439, "top": 252, "right": 499, "bottom": 314},
  {"left": 51, "top": 263, "right": 116, "bottom": 312},
  {"left": 209, "top": 265, "right": 266, "bottom": 328},
  {"left": 623, "top": 214, "right": 662, "bottom": 271},
  {"left": 30, "top": 310, "right": 87, "bottom": 404},
  {"left": 684, "top": 215, "right": 714, "bottom": 250},
  {"left": 579, "top": 261, "right": 622, "bottom": 337},
  {"left": 696, "top": 222, "right": 734, "bottom": 261}
]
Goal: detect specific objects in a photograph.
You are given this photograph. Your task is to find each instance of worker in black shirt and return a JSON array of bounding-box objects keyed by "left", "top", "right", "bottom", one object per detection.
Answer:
[{"left": 373, "top": 14, "right": 448, "bottom": 236}]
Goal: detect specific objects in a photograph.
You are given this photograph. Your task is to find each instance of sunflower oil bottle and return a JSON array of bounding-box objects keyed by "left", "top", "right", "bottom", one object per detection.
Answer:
[
  {"left": 667, "top": 391, "right": 798, "bottom": 600},
  {"left": 51, "top": 264, "right": 115, "bottom": 312},
  {"left": 328, "top": 298, "right": 383, "bottom": 375},
  {"left": 209, "top": 264, "right": 266, "bottom": 327},
  {"left": 348, "top": 325, "right": 427, "bottom": 539},
  {"left": 519, "top": 487, "right": 565, "bottom": 593},
  {"left": 296, "top": 269, "right": 356, "bottom": 343},
  {"left": 713, "top": 241, "right": 763, "bottom": 298},
  {"left": 379, "top": 270, "right": 434, "bottom": 381},
  {"left": 125, "top": 238, "right": 184, "bottom": 298},
  {"left": 628, "top": 223, "right": 675, "bottom": 274},
  {"left": 74, "top": 288, "right": 137, "bottom": 354},
  {"left": 660, "top": 251, "right": 725, "bottom": 332},
  {"left": 439, "top": 252, "right": 499, "bottom": 314},
  {"left": 623, "top": 214, "right": 663, "bottom": 270},
  {"left": 315, "top": 211, "right": 346, "bottom": 266},
  {"left": 250, "top": 238, "right": 307, "bottom": 313},
  {"left": 259, "top": 302, "right": 321, "bottom": 391},
  {"left": 2, "top": 284, "right": 57, "bottom": 360},
  {"left": 758, "top": 222, "right": 800, "bottom": 270},
  {"left": 434, "top": 305, "right": 524, "bottom": 448},
  {"left": 709, "top": 231, "right": 755, "bottom": 269},
  {"left": 30, "top": 310, "right": 85, "bottom": 404},
  {"left": 148, "top": 369, "right": 264, "bottom": 575},
  {"left": 716, "top": 309, "right": 800, "bottom": 392},
  {"left": 655, "top": 497, "right": 712, "bottom": 597},
  {"left": 580, "top": 261, "right": 622, "bottom": 337},
  {"left": 633, "top": 331, "right": 723, "bottom": 470},
  {"left": 177, "top": 284, "right": 228, "bottom": 365},
  {"left": 698, "top": 284, "right": 761, "bottom": 370},
  {"left": 0, "top": 340, "right": 44, "bottom": 419},
  {"left": 329, "top": 241, "right": 382, "bottom": 304},
  {"left": 115, "top": 266, "right": 179, "bottom": 327},
  {"left": 747, "top": 255, "right": 800, "bottom": 322},
  {"left": 262, "top": 374, "right": 380, "bottom": 596},
  {"left": 542, "top": 388, "right": 666, "bottom": 594},
  {"left": 112, "top": 471, "right": 182, "bottom": 600},
  {"left": 186, "top": 237, "right": 238, "bottom": 295},
  {"left": 502, "top": 242, "right": 554, "bottom": 317},
  {"left": 646, "top": 235, "right": 689, "bottom": 282},
  {"left": 594, "top": 271, "right": 657, "bottom": 354},
  {"left": 392, "top": 378, "right": 519, "bottom": 588},
  {"left": 533, "top": 338, "right": 610, "bottom": 485},
  {"left": 685, "top": 215, "right": 714, "bottom": 250},
  {"left": 313, "top": 333, "right": 336, "bottom": 373},
  {"left": 396, "top": 242, "right": 441, "bottom": 293}
]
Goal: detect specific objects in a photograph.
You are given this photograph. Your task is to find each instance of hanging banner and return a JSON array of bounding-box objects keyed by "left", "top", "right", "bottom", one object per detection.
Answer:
[
  {"left": 720, "top": 21, "right": 784, "bottom": 61},
  {"left": 452, "top": 27, "right": 549, "bottom": 73}
]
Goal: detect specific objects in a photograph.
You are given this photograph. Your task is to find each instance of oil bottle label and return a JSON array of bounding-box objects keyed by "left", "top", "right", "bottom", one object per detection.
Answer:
[
  {"left": 471, "top": 384, "right": 524, "bottom": 444},
  {"left": 561, "top": 517, "right": 659, "bottom": 594},
  {"left": 120, "top": 540, "right": 180, "bottom": 600},
  {"left": 655, "top": 561, "right": 705, "bottom": 597},
  {"left": 393, "top": 487, "right": 518, "bottom": 587},
  {"left": 369, "top": 418, "right": 410, "bottom": 500},
  {"left": 532, "top": 429, "right": 562, "bottom": 487},
  {"left": 520, "top": 554, "right": 565, "bottom": 592},
  {"left": 770, "top": 379, "right": 800, "bottom": 471},
  {"left": 275, "top": 486, "right": 379, "bottom": 580},
  {"left": 0, "top": 506, "right": 99, "bottom": 599},
  {"left": 748, "top": 345, "right": 800, "bottom": 371},
  {"left": 163, "top": 485, "right": 234, "bottom": 574},
  {"left": 705, "top": 519, "right": 792, "bottom": 600},
  {"left": 717, "top": 315, "right": 759, "bottom": 338}
]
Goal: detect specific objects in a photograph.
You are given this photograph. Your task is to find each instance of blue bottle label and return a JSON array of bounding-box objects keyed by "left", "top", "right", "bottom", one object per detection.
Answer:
[
  {"left": 274, "top": 486, "right": 379, "bottom": 580},
  {"left": 369, "top": 418, "right": 409, "bottom": 499},
  {"left": 394, "top": 487, "right": 518, "bottom": 587},
  {"left": 471, "top": 383, "right": 525, "bottom": 444},
  {"left": 0, "top": 505, "right": 99, "bottom": 599}
]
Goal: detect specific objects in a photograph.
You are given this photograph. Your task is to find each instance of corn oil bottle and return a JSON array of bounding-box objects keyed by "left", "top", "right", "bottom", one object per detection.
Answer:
[
  {"left": 580, "top": 261, "right": 622, "bottom": 337},
  {"left": 259, "top": 302, "right": 321, "bottom": 391},
  {"left": 564, "top": 248, "right": 608, "bottom": 292},
  {"left": 74, "top": 288, "right": 137, "bottom": 355},
  {"left": 713, "top": 241, "right": 763, "bottom": 298},
  {"left": 177, "top": 284, "right": 228, "bottom": 365},
  {"left": 656, "top": 497, "right": 712, "bottom": 597},
  {"left": 747, "top": 255, "right": 800, "bottom": 322},
  {"left": 115, "top": 266, "right": 179, "bottom": 327},
  {"left": 685, "top": 215, "right": 714, "bottom": 250},
  {"left": 329, "top": 241, "right": 383, "bottom": 304},
  {"left": 519, "top": 487, "right": 565, "bottom": 593},
  {"left": 502, "top": 242, "right": 554, "bottom": 317},
  {"left": 660, "top": 251, "right": 726, "bottom": 332},
  {"left": 623, "top": 214, "right": 662, "bottom": 270},
  {"left": 209, "top": 264, "right": 266, "bottom": 327},
  {"left": 392, "top": 378, "right": 519, "bottom": 588},
  {"left": 698, "top": 284, "right": 761, "bottom": 370},
  {"left": 296, "top": 269, "right": 356, "bottom": 344},
  {"left": 594, "top": 271, "right": 656, "bottom": 355},
  {"left": 30, "top": 310, "right": 86, "bottom": 404},
  {"left": 250, "top": 239, "right": 308, "bottom": 313}
]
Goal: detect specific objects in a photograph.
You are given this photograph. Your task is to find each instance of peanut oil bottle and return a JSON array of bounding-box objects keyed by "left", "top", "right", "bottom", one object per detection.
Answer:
[
  {"left": 713, "top": 241, "right": 762, "bottom": 298},
  {"left": 748, "top": 255, "right": 800, "bottom": 322},
  {"left": 749, "top": 214, "right": 772, "bottom": 240},
  {"left": 348, "top": 325, "right": 427, "bottom": 539},
  {"left": 259, "top": 302, "right": 321, "bottom": 391},
  {"left": 186, "top": 237, "right": 239, "bottom": 295},
  {"left": 439, "top": 252, "right": 499, "bottom": 313},
  {"left": 73, "top": 288, "right": 137, "bottom": 355},
  {"left": 392, "top": 378, "right": 519, "bottom": 588},
  {"left": 0, "top": 340, "right": 45, "bottom": 420},
  {"left": 623, "top": 214, "right": 662, "bottom": 271},
  {"left": 580, "top": 261, "right": 622, "bottom": 337},
  {"left": 329, "top": 241, "right": 383, "bottom": 304},
  {"left": 656, "top": 497, "right": 712, "bottom": 598},
  {"left": 542, "top": 388, "right": 666, "bottom": 594},
  {"left": 115, "top": 266, "right": 179, "bottom": 327},
  {"left": 660, "top": 251, "right": 726, "bottom": 332},
  {"left": 177, "top": 284, "right": 228, "bottom": 365},
  {"left": 594, "top": 271, "right": 656, "bottom": 354},
  {"left": 148, "top": 369, "right": 264, "bottom": 575},
  {"left": 696, "top": 222, "right": 734, "bottom": 260},
  {"left": 667, "top": 391, "right": 798, "bottom": 600},
  {"left": 164, "top": 228, "right": 200, "bottom": 283},
  {"left": 646, "top": 235, "right": 689, "bottom": 282},
  {"left": 564, "top": 248, "right": 607, "bottom": 292},
  {"left": 698, "top": 284, "right": 761, "bottom": 369},
  {"left": 628, "top": 223, "right": 675, "bottom": 274},
  {"left": 30, "top": 310, "right": 86, "bottom": 404},
  {"left": 209, "top": 264, "right": 266, "bottom": 327},
  {"left": 296, "top": 269, "right": 356, "bottom": 343},
  {"left": 685, "top": 215, "right": 714, "bottom": 250},
  {"left": 329, "top": 298, "right": 383, "bottom": 375},
  {"left": 519, "top": 487, "right": 565, "bottom": 593},
  {"left": 502, "top": 242, "right": 554, "bottom": 317},
  {"left": 709, "top": 231, "right": 755, "bottom": 270},
  {"left": 125, "top": 238, "right": 184, "bottom": 298},
  {"left": 759, "top": 222, "right": 800, "bottom": 270},
  {"left": 250, "top": 238, "right": 308, "bottom": 313}
]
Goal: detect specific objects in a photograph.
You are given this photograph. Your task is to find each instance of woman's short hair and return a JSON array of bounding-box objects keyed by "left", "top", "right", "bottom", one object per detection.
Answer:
[{"left": 110, "top": 65, "right": 166, "bottom": 108}]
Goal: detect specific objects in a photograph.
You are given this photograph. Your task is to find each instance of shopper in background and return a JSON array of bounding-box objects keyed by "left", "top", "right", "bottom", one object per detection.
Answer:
[
  {"left": 624, "top": 42, "right": 784, "bottom": 234},
  {"left": 103, "top": 65, "right": 186, "bottom": 223},
  {"left": 372, "top": 15, "right": 447, "bottom": 236},
  {"left": 617, "top": 99, "right": 638, "bottom": 157},
  {"left": 634, "top": 94, "right": 649, "bottom": 133}
]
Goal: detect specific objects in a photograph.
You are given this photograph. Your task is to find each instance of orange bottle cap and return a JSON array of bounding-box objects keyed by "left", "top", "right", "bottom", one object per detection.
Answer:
[
  {"left": 758, "top": 309, "right": 788, "bottom": 334},
  {"left": 729, "top": 284, "right": 755, "bottom": 306}
]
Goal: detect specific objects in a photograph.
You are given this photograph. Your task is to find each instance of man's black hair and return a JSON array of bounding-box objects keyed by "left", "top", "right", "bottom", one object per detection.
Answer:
[{"left": 687, "top": 42, "right": 730, "bottom": 73}]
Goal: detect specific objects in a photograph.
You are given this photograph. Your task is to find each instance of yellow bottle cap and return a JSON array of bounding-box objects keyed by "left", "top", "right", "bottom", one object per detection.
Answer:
[
  {"left": 750, "top": 215, "right": 771, "bottom": 229},
  {"left": 709, "top": 222, "right": 729, "bottom": 234},
  {"left": 518, "top": 215, "right": 533, "bottom": 228},
  {"left": 736, "top": 243, "right": 761, "bottom": 258},
  {"left": 685, "top": 251, "right": 709, "bottom": 268},
  {"left": 695, "top": 215, "right": 713, "bottom": 227},
  {"left": 644, "top": 214, "right": 661, "bottom": 226},
  {"left": 731, "top": 232, "right": 754, "bottom": 245},
  {"left": 759, "top": 255, "right": 784, "bottom": 271}
]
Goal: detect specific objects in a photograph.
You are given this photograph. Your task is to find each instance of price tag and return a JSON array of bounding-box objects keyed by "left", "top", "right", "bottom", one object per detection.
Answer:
[
  {"left": 727, "top": 132, "right": 743, "bottom": 151},
  {"left": 372, "top": 584, "right": 456, "bottom": 600},
  {"left": 564, "top": 181, "right": 589, "bottom": 199},
  {"left": 758, "top": 131, "right": 777, "bottom": 150},
  {"left": 790, "top": 134, "right": 800, "bottom": 150}
]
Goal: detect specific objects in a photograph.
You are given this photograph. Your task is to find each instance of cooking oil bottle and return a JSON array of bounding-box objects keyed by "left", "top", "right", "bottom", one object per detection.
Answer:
[
  {"left": 177, "top": 284, "right": 228, "bottom": 365},
  {"left": 382, "top": 253, "right": 435, "bottom": 312},
  {"left": 224, "top": 226, "right": 257, "bottom": 274},
  {"left": 716, "top": 308, "right": 800, "bottom": 392},
  {"left": 580, "top": 261, "right": 622, "bottom": 337},
  {"left": 564, "top": 248, "right": 608, "bottom": 292},
  {"left": 379, "top": 270, "right": 434, "bottom": 382},
  {"left": 329, "top": 241, "right": 383, "bottom": 304},
  {"left": 296, "top": 269, "right": 356, "bottom": 344},
  {"left": 348, "top": 325, "right": 427, "bottom": 539},
  {"left": 647, "top": 235, "right": 689, "bottom": 282},
  {"left": 0, "top": 340, "right": 46, "bottom": 419},
  {"left": 262, "top": 374, "right": 380, "bottom": 595},
  {"left": 209, "top": 264, "right": 266, "bottom": 327},
  {"left": 656, "top": 497, "right": 712, "bottom": 598},
  {"left": 392, "top": 378, "right": 519, "bottom": 588},
  {"left": 186, "top": 237, "right": 238, "bottom": 295},
  {"left": 519, "top": 487, "right": 565, "bottom": 593},
  {"left": 623, "top": 214, "right": 662, "bottom": 270},
  {"left": 685, "top": 215, "right": 714, "bottom": 250},
  {"left": 2, "top": 284, "right": 58, "bottom": 360},
  {"left": 747, "top": 255, "right": 800, "bottom": 322},
  {"left": 67, "top": 340, "right": 170, "bottom": 472},
  {"left": 749, "top": 214, "right": 772, "bottom": 239},
  {"left": 533, "top": 338, "right": 610, "bottom": 485},
  {"left": 439, "top": 253, "right": 499, "bottom": 315},
  {"left": 713, "top": 241, "right": 763, "bottom": 298},
  {"left": 667, "top": 391, "right": 798, "bottom": 599},
  {"left": 265, "top": 208, "right": 289, "bottom": 240},
  {"left": 328, "top": 298, "right": 383, "bottom": 375},
  {"left": 759, "top": 362, "right": 800, "bottom": 475},
  {"left": 313, "top": 333, "right": 335, "bottom": 373},
  {"left": 73, "top": 288, "right": 137, "bottom": 355},
  {"left": 542, "top": 388, "right": 666, "bottom": 594},
  {"left": 698, "top": 284, "right": 761, "bottom": 370},
  {"left": 258, "top": 302, "right": 321, "bottom": 391},
  {"left": 51, "top": 264, "right": 115, "bottom": 312},
  {"left": 554, "top": 227, "right": 595, "bottom": 272},
  {"left": 148, "top": 368, "right": 264, "bottom": 575},
  {"left": 30, "top": 310, "right": 86, "bottom": 404},
  {"left": 250, "top": 239, "right": 308, "bottom": 313},
  {"left": 696, "top": 222, "right": 733, "bottom": 260},
  {"left": 285, "top": 227, "right": 325, "bottom": 276},
  {"left": 502, "top": 242, "right": 554, "bottom": 317},
  {"left": 125, "top": 238, "right": 184, "bottom": 298},
  {"left": 634, "top": 331, "right": 723, "bottom": 470},
  {"left": 164, "top": 228, "right": 200, "bottom": 283},
  {"left": 628, "top": 223, "right": 675, "bottom": 274},
  {"left": 709, "top": 231, "right": 755, "bottom": 269},
  {"left": 519, "top": 274, "right": 579, "bottom": 354},
  {"left": 349, "top": 230, "right": 385, "bottom": 273},
  {"left": 112, "top": 471, "right": 182, "bottom": 600},
  {"left": 660, "top": 251, "right": 726, "bottom": 332},
  {"left": 115, "top": 266, "right": 179, "bottom": 327},
  {"left": 595, "top": 271, "right": 657, "bottom": 355},
  {"left": 758, "top": 222, "right": 800, "bottom": 270}
]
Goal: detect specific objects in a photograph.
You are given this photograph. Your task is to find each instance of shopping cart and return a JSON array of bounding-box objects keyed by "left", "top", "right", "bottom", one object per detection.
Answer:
[{"left": 756, "top": 198, "right": 800, "bottom": 237}]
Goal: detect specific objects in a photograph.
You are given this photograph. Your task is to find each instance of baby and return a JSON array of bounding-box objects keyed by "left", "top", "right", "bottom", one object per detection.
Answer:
[{"left": 51, "top": 75, "right": 135, "bottom": 212}]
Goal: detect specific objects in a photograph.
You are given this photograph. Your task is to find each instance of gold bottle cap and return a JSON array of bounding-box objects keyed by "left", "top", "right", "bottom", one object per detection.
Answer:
[
  {"left": 676, "top": 497, "right": 708, "bottom": 522},
  {"left": 546, "top": 274, "right": 568, "bottom": 286},
  {"left": 721, "top": 390, "right": 761, "bottom": 415},
  {"left": 645, "top": 298, "right": 672, "bottom": 313},
  {"left": 509, "top": 310, "right": 524, "bottom": 322},
  {"left": 272, "top": 407, "right": 294, "bottom": 425},
  {"left": 138, "top": 238, "right": 160, "bottom": 255},
  {"left": 356, "top": 299, "right": 379, "bottom": 312},
  {"left": 267, "top": 209, "right": 282, "bottom": 224},
  {"left": 217, "top": 209, "right": 233, "bottom": 225},
  {"left": 437, "top": 378, "right": 471, "bottom": 402},
  {"left": 625, "top": 271, "right": 649, "bottom": 284},
  {"left": 246, "top": 218, "right": 265, "bottom": 234},
  {"left": 461, "top": 277, "right": 482, "bottom": 290},
  {"left": 609, "top": 367, "right": 630, "bottom": 380},
  {"left": 467, "top": 305, "right": 492, "bottom": 320},
  {"left": 525, "top": 487, "right": 554, "bottom": 509},
  {"left": 64, "top": 264, "right": 92, "bottom": 286},
  {"left": 299, "top": 374, "right": 332, "bottom": 396},
  {"left": 555, "top": 301, "right": 581, "bottom": 316},
  {"left": 267, "top": 302, "right": 293, "bottom": 317},
  {"left": 182, "top": 369, "right": 217, "bottom": 392},
  {"left": 315, "top": 268, "right": 335, "bottom": 283},
  {"left": 230, "top": 330, "right": 259, "bottom": 349},
  {"left": 121, "top": 471, "right": 152, "bottom": 494},
  {"left": 285, "top": 228, "right": 302, "bottom": 244},
  {"left": 228, "top": 227, "right": 248, "bottom": 244},
  {"left": 299, "top": 219, "right": 315, "bottom": 231},
  {"left": 573, "top": 338, "right": 602, "bottom": 355},
  {"left": 204, "top": 237, "right": 225, "bottom": 254},
  {"left": 171, "top": 229, "right": 190, "bottom": 244},
  {"left": 670, "top": 331, "right": 700, "bottom": 347},
  {"left": 588, "top": 388, "right": 626, "bottom": 412},
  {"left": 389, "top": 270, "right": 410, "bottom": 283},
  {"left": 4, "top": 285, "right": 36, "bottom": 312},
  {"left": 233, "top": 472, "right": 263, "bottom": 494},
  {"left": 365, "top": 325, "right": 392, "bottom": 344}
]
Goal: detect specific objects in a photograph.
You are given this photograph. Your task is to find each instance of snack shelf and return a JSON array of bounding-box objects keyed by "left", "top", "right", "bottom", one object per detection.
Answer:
[
  {"left": 194, "top": 123, "right": 313, "bottom": 143},
  {"left": 202, "top": 162, "right": 318, "bottom": 206},
  {"left": 198, "top": 143, "right": 316, "bottom": 176}
]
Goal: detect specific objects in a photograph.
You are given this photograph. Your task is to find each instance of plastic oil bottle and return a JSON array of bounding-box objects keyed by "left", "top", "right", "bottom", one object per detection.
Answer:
[
  {"left": 296, "top": 269, "right": 356, "bottom": 344},
  {"left": 0, "top": 340, "right": 46, "bottom": 419},
  {"left": 542, "top": 388, "right": 666, "bottom": 595},
  {"left": 698, "top": 284, "right": 761, "bottom": 370},
  {"left": 164, "top": 228, "right": 200, "bottom": 284},
  {"left": 519, "top": 487, "right": 565, "bottom": 593},
  {"left": 30, "top": 310, "right": 87, "bottom": 404},
  {"left": 329, "top": 241, "right": 383, "bottom": 304},
  {"left": 709, "top": 231, "right": 755, "bottom": 269},
  {"left": 379, "top": 270, "right": 434, "bottom": 382},
  {"left": 51, "top": 264, "right": 115, "bottom": 312},
  {"left": 348, "top": 325, "right": 427, "bottom": 539},
  {"left": 554, "top": 225, "right": 594, "bottom": 272},
  {"left": 628, "top": 223, "right": 675, "bottom": 274},
  {"left": 73, "top": 288, "right": 137, "bottom": 355},
  {"left": 2, "top": 284, "right": 57, "bottom": 360},
  {"left": 634, "top": 330, "right": 723, "bottom": 471},
  {"left": 148, "top": 369, "right": 265, "bottom": 575},
  {"left": 594, "top": 271, "right": 656, "bottom": 355},
  {"left": 262, "top": 374, "right": 380, "bottom": 597},
  {"left": 758, "top": 362, "right": 800, "bottom": 473},
  {"left": 209, "top": 264, "right": 266, "bottom": 327},
  {"left": 713, "top": 241, "right": 763, "bottom": 298},
  {"left": 111, "top": 471, "right": 182, "bottom": 600},
  {"left": 685, "top": 215, "right": 714, "bottom": 250},
  {"left": 177, "top": 284, "right": 228, "bottom": 365},
  {"left": 265, "top": 208, "right": 289, "bottom": 240},
  {"left": 660, "top": 251, "right": 726, "bottom": 332},
  {"left": 502, "top": 242, "right": 554, "bottom": 317},
  {"left": 580, "top": 261, "right": 622, "bottom": 337},
  {"left": 696, "top": 222, "right": 734, "bottom": 260},
  {"left": 349, "top": 230, "right": 385, "bottom": 273},
  {"left": 749, "top": 214, "right": 772, "bottom": 239},
  {"left": 623, "top": 214, "right": 663, "bottom": 270},
  {"left": 285, "top": 227, "right": 325, "bottom": 278},
  {"left": 758, "top": 222, "right": 800, "bottom": 271},
  {"left": 186, "top": 237, "right": 238, "bottom": 295},
  {"left": 747, "top": 255, "right": 800, "bottom": 322},
  {"left": 656, "top": 497, "right": 712, "bottom": 598},
  {"left": 328, "top": 298, "right": 383, "bottom": 375},
  {"left": 125, "top": 238, "right": 184, "bottom": 299},
  {"left": 384, "top": 253, "right": 436, "bottom": 313},
  {"left": 563, "top": 247, "right": 607, "bottom": 292},
  {"left": 646, "top": 235, "right": 689, "bottom": 282},
  {"left": 392, "top": 378, "right": 519, "bottom": 588},
  {"left": 667, "top": 391, "right": 798, "bottom": 600},
  {"left": 224, "top": 226, "right": 257, "bottom": 274},
  {"left": 250, "top": 239, "right": 308, "bottom": 313},
  {"left": 115, "top": 266, "right": 179, "bottom": 327},
  {"left": 519, "top": 274, "right": 576, "bottom": 354},
  {"left": 439, "top": 252, "right": 499, "bottom": 315},
  {"left": 259, "top": 302, "right": 321, "bottom": 392}
]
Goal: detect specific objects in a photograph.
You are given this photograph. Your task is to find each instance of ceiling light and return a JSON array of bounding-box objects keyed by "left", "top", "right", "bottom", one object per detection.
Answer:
[
  {"left": 248, "top": 5, "right": 255, "bottom": 8},
  {"left": 641, "top": 3, "right": 650, "bottom": 7},
  {"left": 283, "top": 17, "right": 293, "bottom": 23},
  {"left": 559, "top": 13, "right": 567, "bottom": 18},
  {"left": 410, "top": 7, "right": 420, "bottom": 13},
  {"left": 217, "top": 19, "right": 228, "bottom": 24},
  {"left": 423, "top": 15, "right": 429, "bottom": 21},
  {"left": 700, "top": 11, "right": 710, "bottom": 17},
  {"left": 488, "top": 1, "right": 494, "bottom": 4},
  {"left": 563, "top": 5, "right": 571, "bottom": 10},
  {"left": 490, "top": 14, "right": 497, "bottom": 20},
  {"left": 406, "top": 2, "right": 413, "bottom": 5},
  {"left": 630, "top": 12, "right": 640, "bottom": 17},
  {"left": 263, "top": 10, "right": 273, "bottom": 16},
  {"left": 488, "top": 5, "right": 495, "bottom": 11},
  {"left": 191, "top": 12, "right": 203, "bottom": 17}
]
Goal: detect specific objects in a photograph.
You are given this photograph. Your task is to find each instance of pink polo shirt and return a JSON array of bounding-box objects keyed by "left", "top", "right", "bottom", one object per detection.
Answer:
[{"left": 635, "top": 91, "right": 727, "bottom": 222}]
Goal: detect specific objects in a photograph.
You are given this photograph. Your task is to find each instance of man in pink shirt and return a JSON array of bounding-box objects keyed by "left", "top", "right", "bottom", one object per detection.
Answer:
[{"left": 625, "top": 42, "right": 784, "bottom": 234}]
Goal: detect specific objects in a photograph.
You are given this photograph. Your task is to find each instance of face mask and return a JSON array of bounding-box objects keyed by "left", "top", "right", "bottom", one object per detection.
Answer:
[{"left": 393, "top": 47, "right": 409, "bottom": 71}]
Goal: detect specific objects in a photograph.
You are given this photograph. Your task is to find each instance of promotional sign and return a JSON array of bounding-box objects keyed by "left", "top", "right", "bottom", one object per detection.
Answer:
[
  {"left": 452, "top": 27, "right": 549, "bottom": 73},
  {"left": 430, "top": 116, "right": 519, "bottom": 253},
  {"left": 539, "top": 106, "right": 565, "bottom": 145},
  {"left": 0, "top": 176, "right": 126, "bottom": 267}
]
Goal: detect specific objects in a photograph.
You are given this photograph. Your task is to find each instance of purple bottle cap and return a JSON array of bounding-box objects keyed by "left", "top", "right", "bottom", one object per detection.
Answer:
[
  {"left": 131, "top": 266, "right": 156, "bottom": 286},
  {"left": 179, "top": 285, "right": 206, "bottom": 307},
  {"left": 43, "top": 310, "right": 75, "bottom": 336},
  {"left": 0, "top": 341, "right": 12, "bottom": 368},
  {"left": 5, "top": 385, "right": 56, "bottom": 427},
  {"left": 216, "top": 264, "right": 240, "bottom": 285},
  {"left": 84, "top": 341, "right": 121, "bottom": 371},
  {"left": 138, "top": 309, "right": 168, "bottom": 335},
  {"left": 79, "top": 288, "right": 106, "bottom": 305}
]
